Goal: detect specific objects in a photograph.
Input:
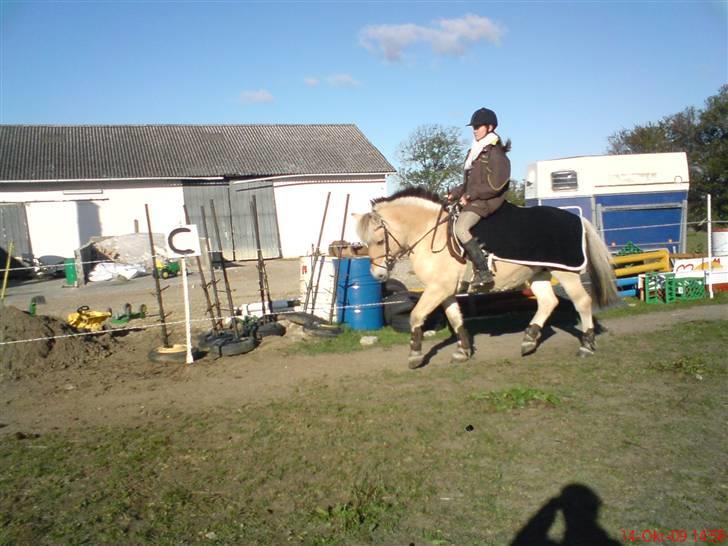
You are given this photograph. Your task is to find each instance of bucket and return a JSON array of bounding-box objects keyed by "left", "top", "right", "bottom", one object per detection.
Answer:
[
  {"left": 712, "top": 228, "right": 728, "bottom": 257},
  {"left": 298, "top": 255, "right": 337, "bottom": 321},
  {"left": 336, "top": 257, "right": 383, "bottom": 330},
  {"left": 64, "top": 258, "right": 78, "bottom": 287}
]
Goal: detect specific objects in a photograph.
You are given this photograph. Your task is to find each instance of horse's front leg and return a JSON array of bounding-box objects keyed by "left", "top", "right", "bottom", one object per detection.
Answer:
[
  {"left": 442, "top": 295, "right": 471, "bottom": 362},
  {"left": 407, "top": 286, "right": 449, "bottom": 369}
]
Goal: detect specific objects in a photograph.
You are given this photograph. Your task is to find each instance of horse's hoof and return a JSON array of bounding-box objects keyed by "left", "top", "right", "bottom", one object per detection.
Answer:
[
  {"left": 577, "top": 346, "right": 595, "bottom": 358},
  {"left": 451, "top": 348, "right": 470, "bottom": 363},
  {"left": 408, "top": 352, "right": 424, "bottom": 369},
  {"left": 521, "top": 342, "right": 538, "bottom": 356}
]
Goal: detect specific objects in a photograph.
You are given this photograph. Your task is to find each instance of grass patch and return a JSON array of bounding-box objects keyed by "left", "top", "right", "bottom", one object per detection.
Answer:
[
  {"left": 312, "top": 480, "right": 400, "bottom": 543},
  {"left": 468, "top": 386, "right": 561, "bottom": 412},
  {"left": 649, "top": 355, "right": 709, "bottom": 379},
  {"left": 1, "top": 319, "right": 727, "bottom": 545},
  {"left": 291, "top": 325, "right": 451, "bottom": 355}
]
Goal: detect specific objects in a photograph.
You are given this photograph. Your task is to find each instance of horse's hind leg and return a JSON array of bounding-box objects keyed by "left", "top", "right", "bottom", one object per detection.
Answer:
[
  {"left": 442, "top": 295, "right": 471, "bottom": 363},
  {"left": 522, "top": 278, "right": 559, "bottom": 356},
  {"left": 551, "top": 270, "right": 596, "bottom": 357},
  {"left": 407, "top": 285, "right": 449, "bottom": 369}
]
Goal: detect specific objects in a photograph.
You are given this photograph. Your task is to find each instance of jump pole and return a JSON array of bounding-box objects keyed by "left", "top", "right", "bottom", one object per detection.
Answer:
[
  {"left": 1, "top": 241, "right": 13, "bottom": 302},
  {"left": 250, "top": 195, "right": 272, "bottom": 314},
  {"left": 328, "top": 194, "right": 350, "bottom": 323},
  {"left": 184, "top": 204, "right": 217, "bottom": 332},
  {"left": 145, "top": 204, "right": 171, "bottom": 348},
  {"left": 200, "top": 206, "right": 223, "bottom": 329},
  {"left": 304, "top": 192, "right": 331, "bottom": 315},
  {"left": 209, "top": 200, "right": 242, "bottom": 339}
]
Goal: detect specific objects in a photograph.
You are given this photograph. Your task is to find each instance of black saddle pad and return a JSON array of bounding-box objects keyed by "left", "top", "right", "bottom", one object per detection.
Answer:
[{"left": 471, "top": 202, "right": 586, "bottom": 270}]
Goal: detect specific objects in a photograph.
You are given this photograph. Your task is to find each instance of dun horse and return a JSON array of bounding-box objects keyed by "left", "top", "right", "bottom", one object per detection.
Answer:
[{"left": 353, "top": 188, "right": 619, "bottom": 368}]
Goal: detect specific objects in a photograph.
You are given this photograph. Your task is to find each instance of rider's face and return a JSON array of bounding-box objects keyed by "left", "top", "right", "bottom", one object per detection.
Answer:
[{"left": 473, "top": 124, "right": 489, "bottom": 141}]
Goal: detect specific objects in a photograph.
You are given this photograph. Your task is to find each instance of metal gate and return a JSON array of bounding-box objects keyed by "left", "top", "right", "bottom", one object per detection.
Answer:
[
  {"left": 229, "top": 181, "right": 282, "bottom": 260},
  {"left": 182, "top": 183, "right": 235, "bottom": 260},
  {"left": 0, "top": 203, "right": 32, "bottom": 258}
]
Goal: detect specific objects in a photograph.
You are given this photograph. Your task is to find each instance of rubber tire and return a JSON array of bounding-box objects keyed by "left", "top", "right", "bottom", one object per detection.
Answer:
[
  {"left": 383, "top": 293, "right": 415, "bottom": 325},
  {"left": 388, "top": 308, "right": 447, "bottom": 333},
  {"left": 219, "top": 337, "right": 257, "bottom": 356},
  {"left": 148, "top": 344, "right": 199, "bottom": 363},
  {"left": 383, "top": 278, "right": 408, "bottom": 296},
  {"left": 303, "top": 320, "right": 343, "bottom": 338},
  {"left": 389, "top": 312, "right": 412, "bottom": 333},
  {"left": 123, "top": 303, "right": 132, "bottom": 316},
  {"left": 257, "top": 322, "right": 286, "bottom": 337},
  {"left": 284, "top": 312, "right": 321, "bottom": 326},
  {"left": 197, "top": 330, "right": 236, "bottom": 351}
]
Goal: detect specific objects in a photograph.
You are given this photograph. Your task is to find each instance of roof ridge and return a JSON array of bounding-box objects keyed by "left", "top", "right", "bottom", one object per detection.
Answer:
[
  {"left": 0, "top": 124, "right": 395, "bottom": 180},
  {"left": 0, "top": 123, "right": 358, "bottom": 128}
]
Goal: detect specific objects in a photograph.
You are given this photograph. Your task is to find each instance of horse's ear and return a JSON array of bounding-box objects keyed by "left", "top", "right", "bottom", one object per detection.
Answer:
[{"left": 351, "top": 212, "right": 369, "bottom": 242}]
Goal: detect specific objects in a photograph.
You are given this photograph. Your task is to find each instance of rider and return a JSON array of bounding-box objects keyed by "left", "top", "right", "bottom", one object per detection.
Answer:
[{"left": 448, "top": 107, "right": 511, "bottom": 291}]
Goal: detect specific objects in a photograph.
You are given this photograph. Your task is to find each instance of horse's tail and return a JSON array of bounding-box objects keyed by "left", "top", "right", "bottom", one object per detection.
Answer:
[{"left": 583, "top": 219, "right": 620, "bottom": 308}]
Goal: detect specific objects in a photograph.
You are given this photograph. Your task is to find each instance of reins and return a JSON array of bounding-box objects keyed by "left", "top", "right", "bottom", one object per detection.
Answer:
[{"left": 372, "top": 207, "right": 451, "bottom": 271}]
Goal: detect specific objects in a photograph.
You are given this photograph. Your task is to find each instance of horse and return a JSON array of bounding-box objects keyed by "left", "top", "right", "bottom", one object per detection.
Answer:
[{"left": 352, "top": 187, "right": 619, "bottom": 369}]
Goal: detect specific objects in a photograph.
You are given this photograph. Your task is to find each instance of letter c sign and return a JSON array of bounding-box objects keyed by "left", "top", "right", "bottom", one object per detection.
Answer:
[{"left": 167, "top": 224, "right": 202, "bottom": 257}]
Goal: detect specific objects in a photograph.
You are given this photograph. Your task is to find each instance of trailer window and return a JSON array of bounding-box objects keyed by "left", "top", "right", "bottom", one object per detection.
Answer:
[{"left": 551, "top": 170, "right": 578, "bottom": 191}]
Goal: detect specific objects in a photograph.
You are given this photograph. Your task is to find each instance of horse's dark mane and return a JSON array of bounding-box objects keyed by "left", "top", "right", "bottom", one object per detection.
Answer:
[{"left": 371, "top": 186, "right": 445, "bottom": 207}]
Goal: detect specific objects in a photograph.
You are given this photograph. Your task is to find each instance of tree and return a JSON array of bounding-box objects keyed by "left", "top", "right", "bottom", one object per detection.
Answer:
[
  {"left": 395, "top": 125, "right": 465, "bottom": 195},
  {"left": 607, "top": 86, "right": 728, "bottom": 222}
]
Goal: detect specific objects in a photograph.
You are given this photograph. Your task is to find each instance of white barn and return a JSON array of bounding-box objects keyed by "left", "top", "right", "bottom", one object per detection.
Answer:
[{"left": 0, "top": 124, "right": 395, "bottom": 262}]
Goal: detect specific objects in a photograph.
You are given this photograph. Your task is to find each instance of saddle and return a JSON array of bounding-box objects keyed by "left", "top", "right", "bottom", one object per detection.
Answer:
[{"left": 447, "top": 202, "right": 587, "bottom": 271}]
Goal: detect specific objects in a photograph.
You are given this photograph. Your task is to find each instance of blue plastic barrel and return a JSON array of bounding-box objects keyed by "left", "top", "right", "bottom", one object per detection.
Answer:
[{"left": 336, "top": 257, "right": 383, "bottom": 330}]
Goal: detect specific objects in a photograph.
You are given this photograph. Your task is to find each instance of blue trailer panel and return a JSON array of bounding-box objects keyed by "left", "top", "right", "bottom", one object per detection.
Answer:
[{"left": 524, "top": 153, "right": 689, "bottom": 253}]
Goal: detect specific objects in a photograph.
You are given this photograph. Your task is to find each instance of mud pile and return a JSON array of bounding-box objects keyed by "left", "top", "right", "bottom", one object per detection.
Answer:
[{"left": 0, "top": 305, "right": 114, "bottom": 381}]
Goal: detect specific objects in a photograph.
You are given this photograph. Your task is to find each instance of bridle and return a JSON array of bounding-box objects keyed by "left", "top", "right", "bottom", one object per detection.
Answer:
[{"left": 370, "top": 206, "right": 451, "bottom": 272}]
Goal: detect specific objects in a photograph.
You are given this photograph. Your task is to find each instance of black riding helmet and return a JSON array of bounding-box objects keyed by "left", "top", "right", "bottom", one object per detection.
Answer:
[{"left": 467, "top": 107, "right": 498, "bottom": 128}]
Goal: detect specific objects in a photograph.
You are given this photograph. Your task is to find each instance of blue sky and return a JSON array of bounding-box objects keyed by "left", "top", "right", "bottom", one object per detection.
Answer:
[{"left": 1, "top": 1, "right": 726, "bottom": 188}]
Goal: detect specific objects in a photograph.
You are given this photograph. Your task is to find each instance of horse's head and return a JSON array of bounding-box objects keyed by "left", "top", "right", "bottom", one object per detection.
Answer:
[{"left": 352, "top": 211, "right": 394, "bottom": 281}]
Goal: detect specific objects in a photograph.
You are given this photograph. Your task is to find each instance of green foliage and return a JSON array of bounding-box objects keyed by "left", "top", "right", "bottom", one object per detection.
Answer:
[
  {"left": 607, "top": 85, "right": 728, "bottom": 222},
  {"left": 649, "top": 355, "right": 708, "bottom": 379},
  {"left": 395, "top": 124, "right": 466, "bottom": 195},
  {"left": 468, "top": 387, "right": 561, "bottom": 411},
  {"left": 312, "top": 480, "right": 400, "bottom": 542}
]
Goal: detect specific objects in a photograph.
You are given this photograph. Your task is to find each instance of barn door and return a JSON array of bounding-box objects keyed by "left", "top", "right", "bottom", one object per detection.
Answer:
[
  {"left": 229, "top": 181, "right": 282, "bottom": 260},
  {"left": 182, "top": 183, "right": 235, "bottom": 260},
  {"left": 0, "top": 203, "right": 32, "bottom": 258}
]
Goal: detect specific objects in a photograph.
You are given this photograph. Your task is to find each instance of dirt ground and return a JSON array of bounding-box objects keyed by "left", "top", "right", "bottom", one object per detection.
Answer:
[{"left": 1, "top": 268, "right": 726, "bottom": 436}]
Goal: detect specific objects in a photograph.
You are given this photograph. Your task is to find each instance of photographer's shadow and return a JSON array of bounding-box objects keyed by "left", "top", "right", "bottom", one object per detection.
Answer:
[{"left": 510, "top": 483, "right": 620, "bottom": 546}]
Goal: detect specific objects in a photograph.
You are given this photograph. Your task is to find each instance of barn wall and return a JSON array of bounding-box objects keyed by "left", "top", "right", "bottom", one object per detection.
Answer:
[
  {"left": 270, "top": 175, "right": 387, "bottom": 258},
  {"left": 0, "top": 181, "right": 185, "bottom": 258}
]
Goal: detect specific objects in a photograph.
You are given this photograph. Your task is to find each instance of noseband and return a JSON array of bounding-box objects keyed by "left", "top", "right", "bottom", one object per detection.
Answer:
[{"left": 372, "top": 221, "right": 408, "bottom": 272}]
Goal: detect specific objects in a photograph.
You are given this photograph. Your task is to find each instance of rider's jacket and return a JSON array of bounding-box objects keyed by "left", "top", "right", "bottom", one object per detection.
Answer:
[{"left": 450, "top": 140, "right": 511, "bottom": 218}]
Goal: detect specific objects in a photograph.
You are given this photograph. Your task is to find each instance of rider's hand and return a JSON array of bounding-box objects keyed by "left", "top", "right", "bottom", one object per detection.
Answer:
[{"left": 459, "top": 195, "right": 469, "bottom": 206}]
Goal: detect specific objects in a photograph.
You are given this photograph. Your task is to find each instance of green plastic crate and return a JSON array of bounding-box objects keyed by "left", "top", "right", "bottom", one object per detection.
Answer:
[
  {"left": 644, "top": 272, "right": 676, "bottom": 304},
  {"left": 675, "top": 277, "right": 705, "bottom": 301}
]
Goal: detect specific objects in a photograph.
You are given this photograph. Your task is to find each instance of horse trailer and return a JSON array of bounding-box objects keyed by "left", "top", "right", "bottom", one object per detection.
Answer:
[{"left": 524, "top": 152, "right": 690, "bottom": 253}]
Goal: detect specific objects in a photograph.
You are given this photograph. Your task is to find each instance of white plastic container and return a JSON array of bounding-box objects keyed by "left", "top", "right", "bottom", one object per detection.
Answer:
[
  {"left": 297, "top": 255, "right": 338, "bottom": 321},
  {"left": 712, "top": 228, "right": 728, "bottom": 257}
]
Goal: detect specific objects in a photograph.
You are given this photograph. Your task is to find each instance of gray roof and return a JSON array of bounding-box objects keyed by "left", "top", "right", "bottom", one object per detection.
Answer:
[{"left": 0, "top": 124, "right": 395, "bottom": 181}]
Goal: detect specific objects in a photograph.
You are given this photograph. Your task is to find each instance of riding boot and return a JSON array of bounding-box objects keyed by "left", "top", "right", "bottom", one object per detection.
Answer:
[{"left": 463, "top": 238, "right": 494, "bottom": 291}]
